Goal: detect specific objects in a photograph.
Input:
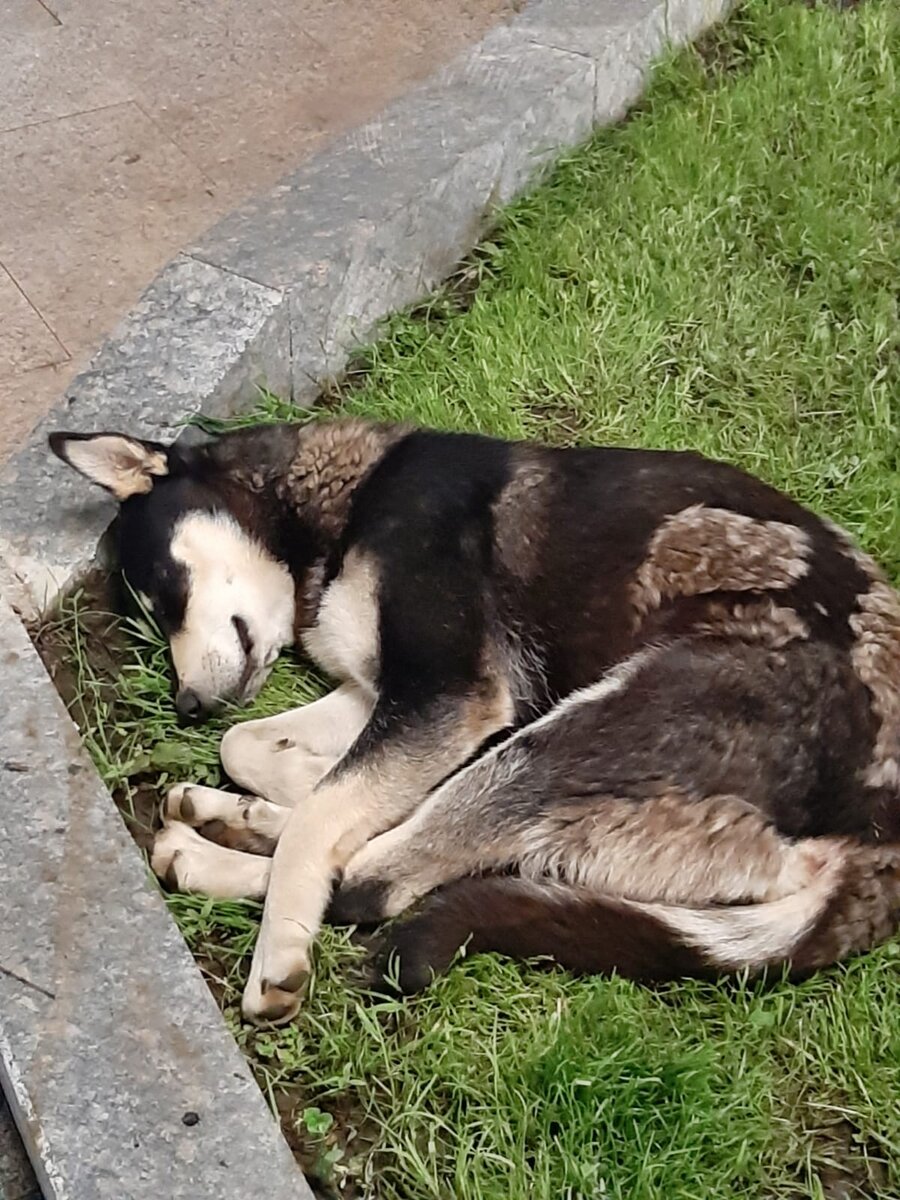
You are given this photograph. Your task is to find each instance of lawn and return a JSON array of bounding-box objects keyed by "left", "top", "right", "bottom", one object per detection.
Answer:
[{"left": 45, "top": 0, "right": 899, "bottom": 1196}]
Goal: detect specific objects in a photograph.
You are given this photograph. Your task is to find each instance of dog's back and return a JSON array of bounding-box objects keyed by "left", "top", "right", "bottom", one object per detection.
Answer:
[{"left": 313, "top": 424, "right": 900, "bottom": 985}]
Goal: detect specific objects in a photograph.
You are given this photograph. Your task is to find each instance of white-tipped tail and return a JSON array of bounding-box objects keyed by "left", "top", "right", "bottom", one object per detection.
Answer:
[{"left": 640, "top": 851, "right": 846, "bottom": 970}]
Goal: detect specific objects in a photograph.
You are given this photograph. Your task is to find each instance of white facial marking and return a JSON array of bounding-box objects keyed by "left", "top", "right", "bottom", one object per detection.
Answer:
[{"left": 168, "top": 511, "right": 295, "bottom": 707}]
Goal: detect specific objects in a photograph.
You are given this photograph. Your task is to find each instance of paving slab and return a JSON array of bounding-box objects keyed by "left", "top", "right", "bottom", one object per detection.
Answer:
[
  {"left": 0, "top": 0, "right": 57, "bottom": 35},
  {"left": 0, "top": 31, "right": 132, "bottom": 132},
  {"left": 0, "top": 596, "right": 309, "bottom": 1199},
  {"left": 0, "top": 365, "right": 82, "bottom": 477},
  {"left": 154, "top": 88, "right": 328, "bottom": 189},
  {"left": 0, "top": 269, "right": 68, "bottom": 376},
  {"left": 0, "top": 102, "right": 221, "bottom": 355}
]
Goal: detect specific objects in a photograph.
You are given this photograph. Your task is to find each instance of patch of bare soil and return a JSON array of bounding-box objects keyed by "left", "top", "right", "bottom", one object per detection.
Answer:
[
  {"left": 806, "top": 1118, "right": 890, "bottom": 1200},
  {"left": 31, "top": 570, "right": 163, "bottom": 851},
  {"left": 32, "top": 569, "right": 121, "bottom": 707}
]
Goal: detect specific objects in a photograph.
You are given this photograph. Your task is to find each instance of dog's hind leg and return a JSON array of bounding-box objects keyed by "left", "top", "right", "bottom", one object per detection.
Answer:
[
  {"left": 334, "top": 773, "right": 824, "bottom": 925},
  {"left": 333, "top": 644, "right": 820, "bottom": 923},
  {"left": 219, "top": 682, "right": 373, "bottom": 807},
  {"left": 151, "top": 823, "right": 271, "bottom": 899},
  {"left": 333, "top": 640, "right": 869, "bottom": 986}
]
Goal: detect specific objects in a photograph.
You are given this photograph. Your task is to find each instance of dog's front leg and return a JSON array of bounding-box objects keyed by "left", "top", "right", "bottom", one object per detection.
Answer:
[
  {"left": 241, "top": 684, "right": 512, "bottom": 1023},
  {"left": 219, "top": 682, "right": 374, "bottom": 807}
]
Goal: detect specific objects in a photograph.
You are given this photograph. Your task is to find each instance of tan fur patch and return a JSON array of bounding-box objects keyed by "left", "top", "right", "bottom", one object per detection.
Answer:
[
  {"left": 492, "top": 451, "right": 553, "bottom": 581},
  {"left": 692, "top": 597, "right": 809, "bottom": 648},
  {"left": 278, "top": 418, "right": 409, "bottom": 537},
  {"left": 850, "top": 581, "right": 900, "bottom": 790},
  {"left": 302, "top": 548, "right": 381, "bottom": 690},
  {"left": 518, "top": 791, "right": 818, "bottom": 907},
  {"left": 632, "top": 505, "right": 811, "bottom": 623},
  {"left": 826, "top": 522, "right": 900, "bottom": 792}
]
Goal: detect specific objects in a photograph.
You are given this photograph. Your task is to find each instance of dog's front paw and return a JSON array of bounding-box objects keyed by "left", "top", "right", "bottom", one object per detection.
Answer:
[
  {"left": 242, "top": 947, "right": 310, "bottom": 1025},
  {"left": 150, "top": 822, "right": 271, "bottom": 899},
  {"left": 162, "top": 781, "right": 287, "bottom": 855}
]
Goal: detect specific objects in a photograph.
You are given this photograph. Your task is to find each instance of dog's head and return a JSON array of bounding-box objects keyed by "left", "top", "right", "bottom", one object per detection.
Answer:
[{"left": 49, "top": 431, "right": 296, "bottom": 720}]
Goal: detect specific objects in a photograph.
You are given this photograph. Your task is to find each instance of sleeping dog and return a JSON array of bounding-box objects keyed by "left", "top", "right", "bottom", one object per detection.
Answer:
[{"left": 50, "top": 420, "right": 900, "bottom": 1024}]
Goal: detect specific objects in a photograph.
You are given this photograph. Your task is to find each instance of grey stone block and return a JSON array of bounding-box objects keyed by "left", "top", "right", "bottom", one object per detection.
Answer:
[
  {"left": 261, "top": 34, "right": 596, "bottom": 395},
  {"left": 519, "top": 0, "right": 732, "bottom": 122},
  {"left": 519, "top": 0, "right": 723, "bottom": 59},
  {"left": 197, "top": 0, "right": 730, "bottom": 400},
  {"left": 0, "top": 256, "right": 290, "bottom": 621},
  {"left": 0, "top": 596, "right": 308, "bottom": 1200}
]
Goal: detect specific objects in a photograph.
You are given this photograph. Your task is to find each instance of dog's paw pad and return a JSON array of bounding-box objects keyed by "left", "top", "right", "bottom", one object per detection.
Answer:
[
  {"left": 242, "top": 968, "right": 309, "bottom": 1025},
  {"left": 164, "top": 782, "right": 196, "bottom": 822}
]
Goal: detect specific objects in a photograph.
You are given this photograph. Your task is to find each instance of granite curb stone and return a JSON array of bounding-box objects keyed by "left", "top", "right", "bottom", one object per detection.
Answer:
[
  {"left": 0, "top": 0, "right": 730, "bottom": 1193},
  {"left": 0, "top": 595, "right": 308, "bottom": 1199}
]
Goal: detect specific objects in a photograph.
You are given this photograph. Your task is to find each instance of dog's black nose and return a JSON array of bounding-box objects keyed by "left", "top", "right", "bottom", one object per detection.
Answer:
[{"left": 175, "top": 688, "right": 204, "bottom": 722}]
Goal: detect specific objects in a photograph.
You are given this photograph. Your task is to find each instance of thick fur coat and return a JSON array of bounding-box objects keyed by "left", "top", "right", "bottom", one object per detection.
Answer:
[{"left": 51, "top": 420, "right": 900, "bottom": 1022}]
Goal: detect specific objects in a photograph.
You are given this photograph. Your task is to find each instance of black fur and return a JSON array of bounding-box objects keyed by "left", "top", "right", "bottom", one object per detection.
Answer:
[{"left": 375, "top": 877, "right": 719, "bottom": 995}]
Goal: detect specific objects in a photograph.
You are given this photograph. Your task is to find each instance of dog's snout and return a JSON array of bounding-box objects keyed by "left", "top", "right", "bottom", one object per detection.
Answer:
[{"left": 175, "top": 687, "right": 206, "bottom": 723}]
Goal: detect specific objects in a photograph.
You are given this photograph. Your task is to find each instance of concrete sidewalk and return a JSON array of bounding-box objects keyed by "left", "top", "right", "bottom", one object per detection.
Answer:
[{"left": 0, "top": 0, "right": 515, "bottom": 460}]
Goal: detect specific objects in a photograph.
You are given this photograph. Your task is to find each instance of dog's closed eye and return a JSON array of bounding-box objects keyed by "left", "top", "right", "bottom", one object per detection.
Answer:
[{"left": 232, "top": 615, "right": 254, "bottom": 658}]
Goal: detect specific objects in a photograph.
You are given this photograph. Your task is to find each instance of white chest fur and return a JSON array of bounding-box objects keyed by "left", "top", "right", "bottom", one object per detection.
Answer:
[{"left": 301, "top": 549, "right": 380, "bottom": 694}]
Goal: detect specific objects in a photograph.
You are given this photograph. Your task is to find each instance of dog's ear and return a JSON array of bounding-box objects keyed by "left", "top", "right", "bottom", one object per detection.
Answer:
[{"left": 48, "top": 431, "right": 171, "bottom": 500}]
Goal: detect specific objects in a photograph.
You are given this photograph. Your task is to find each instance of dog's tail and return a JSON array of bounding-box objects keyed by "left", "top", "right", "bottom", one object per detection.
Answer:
[{"left": 381, "top": 842, "right": 900, "bottom": 993}]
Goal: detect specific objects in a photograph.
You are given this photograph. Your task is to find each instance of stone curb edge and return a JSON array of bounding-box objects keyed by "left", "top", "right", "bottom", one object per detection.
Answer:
[{"left": 0, "top": 0, "right": 730, "bottom": 1195}]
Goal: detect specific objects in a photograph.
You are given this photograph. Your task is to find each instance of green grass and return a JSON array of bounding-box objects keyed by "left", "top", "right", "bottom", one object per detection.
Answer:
[{"left": 44, "top": 0, "right": 899, "bottom": 1196}]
